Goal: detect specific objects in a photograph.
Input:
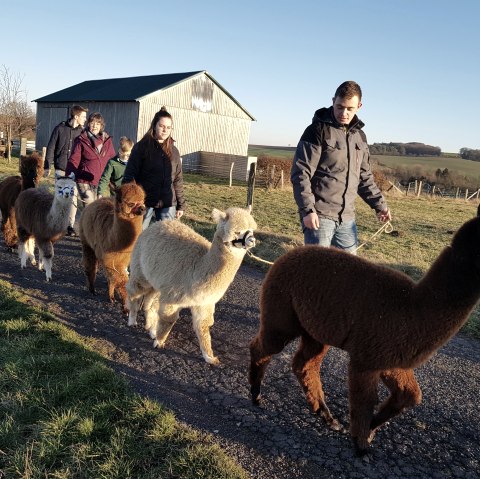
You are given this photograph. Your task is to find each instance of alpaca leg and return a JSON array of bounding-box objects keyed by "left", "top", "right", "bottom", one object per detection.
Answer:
[
  {"left": 191, "top": 304, "right": 219, "bottom": 365},
  {"left": 348, "top": 365, "right": 381, "bottom": 456},
  {"left": 143, "top": 291, "right": 160, "bottom": 337},
  {"left": 40, "top": 241, "right": 54, "bottom": 282},
  {"left": 249, "top": 326, "right": 299, "bottom": 405},
  {"left": 292, "top": 336, "right": 343, "bottom": 431},
  {"left": 25, "top": 236, "right": 36, "bottom": 266},
  {"left": 153, "top": 303, "right": 180, "bottom": 350},
  {"left": 126, "top": 280, "right": 153, "bottom": 326},
  {"left": 104, "top": 266, "right": 128, "bottom": 310},
  {"left": 81, "top": 243, "right": 98, "bottom": 294},
  {"left": 370, "top": 368, "right": 422, "bottom": 434},
  {"left": 18, "top": 241, "right": 27, "bottom": 268}
]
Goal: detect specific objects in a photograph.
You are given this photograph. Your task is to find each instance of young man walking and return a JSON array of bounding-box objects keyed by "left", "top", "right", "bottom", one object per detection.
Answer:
[{"left": 291, "top": 81, "right": 391, "bottom": 253}]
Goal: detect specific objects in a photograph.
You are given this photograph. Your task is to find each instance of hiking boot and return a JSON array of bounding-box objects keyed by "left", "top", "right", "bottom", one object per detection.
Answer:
[{"left": 66, "top": 226, "right": 77, "bottom": 237}]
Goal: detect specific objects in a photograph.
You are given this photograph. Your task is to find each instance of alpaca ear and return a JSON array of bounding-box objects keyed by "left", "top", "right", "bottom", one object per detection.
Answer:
[
  {"left": 212, "top": 208, "right": 227, "bottom": 223},
  {"left": 246, "top": 204, "right": 252, "bottom": 214},
  {"left": 68, "top": 172, "right": 75, "bottom": 181},
  {"left": 55, "top": 172, "right": 62, "bottom": 180}
]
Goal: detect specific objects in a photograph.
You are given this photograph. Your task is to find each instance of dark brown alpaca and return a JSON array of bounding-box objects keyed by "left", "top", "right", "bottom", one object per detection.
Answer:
[
  {"left": 249, "top": 213, "right": 480, "bottom": 455},
  {"left": 79, "top": 183, "right": 146, "bottom": 312},
  {"left": 0, "top": 152, "right": 44, "bottom": 248}
]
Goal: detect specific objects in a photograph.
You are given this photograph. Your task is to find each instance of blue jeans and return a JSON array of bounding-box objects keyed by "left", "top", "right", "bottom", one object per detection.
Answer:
[
  {"left": 143, "top": 206, "right": 176, "bottom": 230},
  {"left": 155, "top": 206, "right": 176, "bottom": 221},
  {"left": 303, "top": 217, "right": 358, "bottom": 254}
]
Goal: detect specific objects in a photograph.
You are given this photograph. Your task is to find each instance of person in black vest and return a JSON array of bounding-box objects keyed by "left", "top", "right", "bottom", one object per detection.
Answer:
[
  {"left": 291, "top": 81, "right": 391, "bottom": 253},
  {"left": 123, "top": 107, "right": 185, "bottom": 229},
  {"left": 44, "top": 105, "right": 87, "bottom": 236}
]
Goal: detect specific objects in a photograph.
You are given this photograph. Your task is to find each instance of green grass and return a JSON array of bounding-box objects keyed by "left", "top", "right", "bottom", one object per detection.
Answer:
[
  {"left": 0, "top": 282, "right": 248, "bottom": 479},
  {"left": 374, "top": 154, "right": 480, "bottom": 182},
  {"left": 247, "top": 145, "right": 480, "bottom": 183}
]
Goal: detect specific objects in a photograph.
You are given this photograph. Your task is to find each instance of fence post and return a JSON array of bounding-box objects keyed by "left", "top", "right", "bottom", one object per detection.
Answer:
[
  {"left": 247, "top": 162, "right": 257, "bottom": 209},
  {"left": 416, "top": 181, "right": 422, "bottom": 197},
  {"left": 229, "top": 162, "right": 234, "bottom": 187},
  {"left": 456, "top": 187, "right": 459, "bottom": 199},
  {"left": 414, "top": 180, "right": 418, "bottom": 194},
  {"left": 280, "top": 170, "right": 284, "bottom": 189},
  {"left": 465, "top": 189, "right": 468, "bottom": 200},
  {"left": 432, "top": 185, "right": 436, "bottom": 196}
]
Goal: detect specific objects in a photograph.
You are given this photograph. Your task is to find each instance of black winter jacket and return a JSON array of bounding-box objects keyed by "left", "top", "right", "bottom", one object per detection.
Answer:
[
  {"left": 122, "top": 139, "right": 185, "bottom": 210},
  {"left": 45, "top": 120, "right": 83, "bottom": 171},
  {"left": 291, "top": 107, "right": 387, "bottom": 222}
]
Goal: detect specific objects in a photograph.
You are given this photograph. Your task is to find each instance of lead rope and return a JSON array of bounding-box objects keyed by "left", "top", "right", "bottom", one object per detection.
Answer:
[
  {"left": 354, "top": 220, "right": 393, "bottom": 252},
  {"left": 246, "top": 220, "right": 394, "bottom": 266}
]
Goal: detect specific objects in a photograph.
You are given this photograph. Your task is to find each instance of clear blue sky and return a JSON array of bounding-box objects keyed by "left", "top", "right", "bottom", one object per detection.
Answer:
[{"left": 3, "top": 0, "right": 479, "bottom": 153}]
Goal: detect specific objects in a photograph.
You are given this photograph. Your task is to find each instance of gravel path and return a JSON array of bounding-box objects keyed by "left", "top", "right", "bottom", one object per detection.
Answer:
[{"left": 0, "top": 236, "right": 479, "bottom": 479}]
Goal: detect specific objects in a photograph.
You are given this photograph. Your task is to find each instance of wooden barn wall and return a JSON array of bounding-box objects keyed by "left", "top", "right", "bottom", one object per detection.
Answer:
[
  {"left": 35, "top": 102, "right": 140, "bottom": 150},
  {"left": 138, "top": 76, "right": 252, "bottom": 158}
]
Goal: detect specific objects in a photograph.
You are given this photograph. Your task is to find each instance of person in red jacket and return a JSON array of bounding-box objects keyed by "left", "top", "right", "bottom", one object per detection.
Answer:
[{"left": 65, "top": 112, "right": 115, "bottom": 235}]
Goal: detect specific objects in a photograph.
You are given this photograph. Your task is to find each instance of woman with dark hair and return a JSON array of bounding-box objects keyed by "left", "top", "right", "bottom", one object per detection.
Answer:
[
  {"left": 122, "top": 107, "right": 185, "bottom": 227},
  {"left": 65, "top": 112, "right": 115, "bottom": 218}
]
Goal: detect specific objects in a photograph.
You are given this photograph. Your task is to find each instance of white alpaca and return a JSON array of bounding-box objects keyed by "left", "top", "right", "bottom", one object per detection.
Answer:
[
  {"left": 15, "top": 173, "right": 76, "bottom": 281},
  {"left": 127, "top": 207, "right": 257, "bottom": 364}
]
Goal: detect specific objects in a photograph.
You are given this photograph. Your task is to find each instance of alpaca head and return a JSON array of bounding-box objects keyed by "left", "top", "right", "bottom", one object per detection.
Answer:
[
  {"left": 212, "top": 207, "right": 257, "bottom": 249},
  {"left": 20, "top": 152, "right": 44, "bottom": 187},
  {"left": 54, "top": 173, "right": 76, "bottom": 201},
  {"left": 114, "top": 182, "right": 146, "bottom": 218}
]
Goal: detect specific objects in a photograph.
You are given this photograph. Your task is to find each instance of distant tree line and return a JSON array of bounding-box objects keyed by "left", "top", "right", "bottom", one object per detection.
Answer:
[
  {"left": 369, "top": 142, "right": 441, "bottom": 156},
  {"left": 459, "top": 148, "right": 480, "bottom": 162}
]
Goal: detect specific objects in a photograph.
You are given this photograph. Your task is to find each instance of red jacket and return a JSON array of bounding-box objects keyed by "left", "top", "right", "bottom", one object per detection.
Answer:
[{"left": 65, "top": 131, "right": 115, "bottom": 186}]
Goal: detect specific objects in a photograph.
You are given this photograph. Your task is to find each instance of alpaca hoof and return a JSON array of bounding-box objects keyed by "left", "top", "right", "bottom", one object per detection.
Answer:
[
  {"left": 148, "top": 327, "right": 156, "bottom": 339},
  {"left": 328, "top": 418, "right": 346, "bottom": 433},
  {"left": 205, "top": 355, "right": 220, "bottom": 365},
  {"left": 352, "top": 438, "right": 371, "bottom": 457},
  {"left": 127, "top": 317, "right": 137, "bottom": 327},
  {"left": 153, "top": 339, "right": 165, "bottom": 349}
]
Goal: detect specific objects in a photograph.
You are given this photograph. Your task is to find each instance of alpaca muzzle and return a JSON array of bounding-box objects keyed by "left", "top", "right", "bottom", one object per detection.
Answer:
[
  {"left": 131, "top": 203, "right": 146, "bottom": 216},
  {"left": 231, "top": 230, "right": 256, "bottom": 249}
]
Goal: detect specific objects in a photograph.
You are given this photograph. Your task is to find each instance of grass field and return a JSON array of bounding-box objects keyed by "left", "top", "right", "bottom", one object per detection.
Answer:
[{"left": 248, "top": 145, "right": 480, "bottom": 183}]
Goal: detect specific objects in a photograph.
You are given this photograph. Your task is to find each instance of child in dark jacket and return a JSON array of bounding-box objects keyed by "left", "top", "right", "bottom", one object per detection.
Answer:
[{"left": 98, "top": 136, "right": 134, "bottom": 197}]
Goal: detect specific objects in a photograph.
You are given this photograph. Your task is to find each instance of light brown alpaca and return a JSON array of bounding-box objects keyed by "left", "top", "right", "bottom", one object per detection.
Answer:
[
  {"left": 0, "top": 152, "right": 44, "bottom": 248},
  {"left": 127, "top": 207, "right": 257, "bottom": 364},
  {"left": 15, "top": 173, "right": 76, "bottom": 281},
  {"left": 79, "top": 183, "right": 146, "bottom": 312},
  {"left": 249, "top": 213, "right": 480, "bottom": 455}
]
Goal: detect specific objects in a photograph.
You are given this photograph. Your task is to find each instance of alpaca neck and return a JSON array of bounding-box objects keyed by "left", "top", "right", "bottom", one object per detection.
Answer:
[
  {"left": 412, "top": 247, "right": 480, "bottom": 353},
  {"left": 194, "top": 234, "right": 246, "bottom": 292},
  {"left": 112, "top": 213, "right": 143, "bottom": 248}
]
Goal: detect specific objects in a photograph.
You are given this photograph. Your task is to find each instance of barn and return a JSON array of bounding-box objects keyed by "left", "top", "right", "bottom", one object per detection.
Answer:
[{"left": 34, "top": 71, "right": 256, "bottom": 180}]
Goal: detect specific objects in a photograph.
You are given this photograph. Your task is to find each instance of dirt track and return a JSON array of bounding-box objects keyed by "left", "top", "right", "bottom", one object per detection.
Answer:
[{"left": 0, "top": 235, "right": 479, "bottom": 479}]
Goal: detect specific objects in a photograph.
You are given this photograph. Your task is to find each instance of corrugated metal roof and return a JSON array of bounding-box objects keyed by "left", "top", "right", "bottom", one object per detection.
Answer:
[
  {"left": 35, "top": 71, "right": 204, "bottom": 102},
  {"left": 34, "top": 70, "right": 255, "bottom": 121}
]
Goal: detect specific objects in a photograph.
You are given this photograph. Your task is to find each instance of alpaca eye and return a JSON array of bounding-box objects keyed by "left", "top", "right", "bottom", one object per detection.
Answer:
[{"left": 127, "top": 203, "right": 135, "bottom": 208}]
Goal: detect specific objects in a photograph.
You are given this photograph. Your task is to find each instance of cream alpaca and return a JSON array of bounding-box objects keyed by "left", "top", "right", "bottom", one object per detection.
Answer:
[
  {"left": 127, "top": 207, "right": 257, "bottom": 364},
  {"left": 15, "top": 173, "right": 76, "bottom": 281},
  {"left": 250, "top": 212, "right": 480, "bottom": 455}
]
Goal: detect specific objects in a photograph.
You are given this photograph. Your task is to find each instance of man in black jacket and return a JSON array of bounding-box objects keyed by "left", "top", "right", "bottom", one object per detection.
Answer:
[
  {"left": 291, "top": 81, "right": 391, "bottom": 253},
  {"left": 44, "top": 105, "right": 87, "bottom": 236}
]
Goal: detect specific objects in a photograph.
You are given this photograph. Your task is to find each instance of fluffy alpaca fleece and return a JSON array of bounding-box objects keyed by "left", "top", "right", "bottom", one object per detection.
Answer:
[
  {"left": 78, "top": 182, "right": 146, "bottom": 311},
  {"left": 249, "top": 213, "right": 480, "bottom": 455},
  {"left": 0, "top": 152, "right": 44, "bottom": 248},
  {"left": 127, "top": 207, "right": 257, "bottom": 364},
  {"left": 15, "top": 173, "right": 76, "bottom": 281}
]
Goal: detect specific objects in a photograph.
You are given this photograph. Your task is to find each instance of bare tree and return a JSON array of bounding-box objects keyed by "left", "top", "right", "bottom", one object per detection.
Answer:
[{"left": 0, "top": 65, "right": 35, "bottom": 163}]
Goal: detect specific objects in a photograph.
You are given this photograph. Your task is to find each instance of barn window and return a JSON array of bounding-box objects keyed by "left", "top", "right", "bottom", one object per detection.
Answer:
[{"left": 192, "top": 77, "right": 214, "bottom": 113}]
